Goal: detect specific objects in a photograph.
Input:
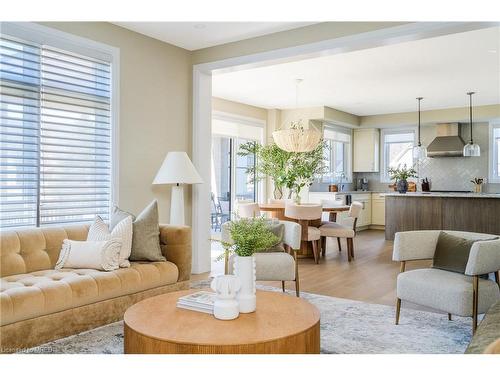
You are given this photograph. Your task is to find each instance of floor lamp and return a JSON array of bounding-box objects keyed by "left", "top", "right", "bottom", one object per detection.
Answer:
[{"left": 153, "top": 152, "right": 203, "bottom": 225}]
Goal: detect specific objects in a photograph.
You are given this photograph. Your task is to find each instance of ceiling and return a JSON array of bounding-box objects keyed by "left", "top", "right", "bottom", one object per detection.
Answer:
[
  {"left": 112, "top": 22, "right": 315, "bottom": 50},
  {"left": 212, "top": 26, "right": 500, "bottom": 116}
]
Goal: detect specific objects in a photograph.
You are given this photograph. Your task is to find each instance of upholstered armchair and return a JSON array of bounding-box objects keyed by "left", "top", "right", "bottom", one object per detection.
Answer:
[
  {"left": 222, "top": 220, "right": 302, "bottom": 296},
  {"left": 393, "top": 230, "right": 500, "bottom": 333}
]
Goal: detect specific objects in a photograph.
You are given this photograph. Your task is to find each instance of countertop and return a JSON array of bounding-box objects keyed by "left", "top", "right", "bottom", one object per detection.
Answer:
[
  {"left": 309, "top": 190, "right": 388, "bottom": 194},
  {"left": 383, "top": 192, "right": 500, "bottom": 198}
]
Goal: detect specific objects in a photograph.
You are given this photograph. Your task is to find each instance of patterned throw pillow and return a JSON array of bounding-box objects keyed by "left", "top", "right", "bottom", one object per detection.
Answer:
[
  {"left": 87, "top": 215, "right": 133, "bottom": 267},
  {"left": 56, "top": 239, "right": 122, "bottom": 271}
]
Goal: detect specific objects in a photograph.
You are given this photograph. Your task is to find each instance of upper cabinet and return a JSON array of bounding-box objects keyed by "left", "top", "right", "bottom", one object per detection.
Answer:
[{"left": 353, "top": 128, "right": 379, "bottom": 172}]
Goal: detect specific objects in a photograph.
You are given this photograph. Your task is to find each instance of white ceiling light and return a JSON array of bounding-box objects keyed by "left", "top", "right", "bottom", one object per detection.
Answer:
[
  {"left": 272, "top": 79, "right": 321, "bottom": 153},
  {"left": 463, "top": 92, "right": 481, "bottom": 157},
  {"left": 413, "top": 97, "right": 427, "bottom": 161}
]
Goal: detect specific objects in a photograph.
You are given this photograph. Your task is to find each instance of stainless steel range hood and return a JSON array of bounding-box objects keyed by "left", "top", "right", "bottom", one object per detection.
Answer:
[{"left": 427, "top": 123, "right": 466, "bottom": 157}]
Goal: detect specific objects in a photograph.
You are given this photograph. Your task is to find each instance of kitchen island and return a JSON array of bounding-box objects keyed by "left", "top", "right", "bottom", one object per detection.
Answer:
[{"left": 384, "top": 192, "right": 500, "bottom": 240}]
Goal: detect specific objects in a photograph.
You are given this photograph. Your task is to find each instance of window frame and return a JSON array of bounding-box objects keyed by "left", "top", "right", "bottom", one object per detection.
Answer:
[
  {"left": 322, "top": 124, "right": 352, "bottom": 183},
  {"left": 489, "top": 120, "right": 500, "bottom": 183},
  {"left": 1, "top": 22, "right": 120, "bottom": 225},
  {"left": 380, "top": 128, "right": 416, "bottom": 183}
]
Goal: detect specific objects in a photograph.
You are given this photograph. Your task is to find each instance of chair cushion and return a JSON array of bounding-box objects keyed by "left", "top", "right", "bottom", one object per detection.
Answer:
[
  {"left": 307, "top": 226, "right": 321, "bottom": 241},
  {"left": 319, "top": 222, "right": 355, "bottom": 238},
  {"left": 228, "top": 252, "right": 295, "bottom": 281},
  {"left": 0, "top": 261, "right": 179, "bottom": 326},
  {"left": 397, "top": 268, "right": 500, "bottom": 316}
]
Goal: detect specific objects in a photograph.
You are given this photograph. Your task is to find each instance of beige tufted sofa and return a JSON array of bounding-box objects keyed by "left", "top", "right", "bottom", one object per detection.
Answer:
[{"left": 0, "top": 224, "right": 192, "bottom": 352}]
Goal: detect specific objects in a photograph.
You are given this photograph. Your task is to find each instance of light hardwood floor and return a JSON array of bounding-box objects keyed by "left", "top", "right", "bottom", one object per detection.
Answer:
[{"left": 193, "top": 229, "right": 433, "bottom": 307}]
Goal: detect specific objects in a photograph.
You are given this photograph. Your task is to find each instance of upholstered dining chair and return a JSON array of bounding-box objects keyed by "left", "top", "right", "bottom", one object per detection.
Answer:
[
  {"left": 284, "top": 203, "right": 323, "bottom": 264},
  {"left": 222, "top": 220, "right": 302, "bottom": 296},
  {"left": 393, "top": 230, "right": 500, "bottom": 333},
  {"left": 236, "top": 202, "right": 261, "bottom": 218},
  {"left": 319, "top": 201, "right": 363, "bottom": 262}
]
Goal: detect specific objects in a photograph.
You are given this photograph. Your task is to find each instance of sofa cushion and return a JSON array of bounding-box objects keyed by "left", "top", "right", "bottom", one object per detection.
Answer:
[
  {"left": 397, "top": 268, "right": 500, "bottom": 316},
  {"left": 0, "top": 261, "right": 179, "bottom": 326}
]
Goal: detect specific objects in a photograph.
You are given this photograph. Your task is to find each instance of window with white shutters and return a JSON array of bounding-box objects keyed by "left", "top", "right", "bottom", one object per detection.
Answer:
[{"left": 0, "top": 35, "right": 113, "bottom": 229}]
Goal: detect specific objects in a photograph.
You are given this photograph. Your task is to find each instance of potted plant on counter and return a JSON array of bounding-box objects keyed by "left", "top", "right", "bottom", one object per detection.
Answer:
[
  {"left": 388, "top": 164, "right": 418, "bottom": 194},
  {"left": 218, "top": 217, "right": 279, "bottom": 313}
]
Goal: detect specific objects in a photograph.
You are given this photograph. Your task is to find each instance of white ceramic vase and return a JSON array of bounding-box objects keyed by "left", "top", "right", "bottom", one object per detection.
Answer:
[
  {"left": 233, "top": 255, "right": 256, "bottom": 313},
  {"left": 210, "top": 275, "right": 241, "bottom": 320}
]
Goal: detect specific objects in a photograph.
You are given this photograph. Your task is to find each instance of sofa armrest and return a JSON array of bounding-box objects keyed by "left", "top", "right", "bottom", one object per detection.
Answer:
[
  {"left": 393, "top": 230, "right": 440, "bottom": 262},
  {"left": 159, "top": 224, "right": 192, "bottom": 281},
  {"left": 465, "top": 239, "right": 500, "bottom": 276}
]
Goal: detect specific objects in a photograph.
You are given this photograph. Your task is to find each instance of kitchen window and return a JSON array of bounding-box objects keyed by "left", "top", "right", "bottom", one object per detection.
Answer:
[
  {"left": 380, "top": 129, "right": 416, "bottom": 182},
  {"left": 323, "top": 126, "right": 352, "bottom": 183},
  {"left": 489, "top": 121, "right": 500, "bottom": 183},
  {"left": 0, "top": 24, "right": 118, "bottom": 229}
]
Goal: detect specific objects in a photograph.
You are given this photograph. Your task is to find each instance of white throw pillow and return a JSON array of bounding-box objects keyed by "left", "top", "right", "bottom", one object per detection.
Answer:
[
  {"left": 55, "top": 239, "right": 122, "bottom": 271},
  {"left": 87, "top": 215, "right": 133, "bottom": 267}
]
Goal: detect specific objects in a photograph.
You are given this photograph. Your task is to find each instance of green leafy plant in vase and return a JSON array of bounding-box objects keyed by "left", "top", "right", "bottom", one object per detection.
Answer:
[
  {"left": 388, "top": 164, "right": 418, "bottom": 194},
  {"left": 217, "top": 217, "right": 280, "bottom": 313},
  {"left": 238, "top": 139, "right": 328, "bottom": 203}
]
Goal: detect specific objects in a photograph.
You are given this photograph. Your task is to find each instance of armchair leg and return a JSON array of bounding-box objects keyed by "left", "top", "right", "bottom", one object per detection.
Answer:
[
  {"left": 448, "top": 313, "right": 452, "bottom": 321},
  {"left": 347, "top": 238, "right": 352, "bottom": 262},
  {"left": 337, "top": 237, "right": 341, "bottom": 252},
  {"left": 294, "top": 251, "right": 300, "bottom": 297},
  {"left": 281, "top": 280, "right": 285, "bottom": 293},
  {"left": 495, "top": 271, "right": 499, "bottom": 287},
  {"left": 312, "top": 240, "right": 319, "bottom": 264},
  {"left": 395, "top": 298, "right": 401, "bottom": 325},
  {"left": 348, "top": 237, "right": 355, "bottom": 259},
  {"left": 473, "top": 275, "right": 479, "bottom": 334}
]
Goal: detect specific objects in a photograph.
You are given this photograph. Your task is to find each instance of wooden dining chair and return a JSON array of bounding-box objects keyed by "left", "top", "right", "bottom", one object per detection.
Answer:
[
  {"left": 319, "top": 201, "right": 363, "bottom": 262},
  {"left": 284, "top": 203, "right": 323, "bottom": 264}
]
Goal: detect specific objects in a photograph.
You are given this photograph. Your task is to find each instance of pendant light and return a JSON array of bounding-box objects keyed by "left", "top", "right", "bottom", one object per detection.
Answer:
[
  {"left": 272, "top": 79, "right": 321, "bottom": 153},
  {"left": 413, "top": 97, "right": 427, "bottom": 161},
  {"left": 463, "top": 92, "right": 480, "bottom": 157}
]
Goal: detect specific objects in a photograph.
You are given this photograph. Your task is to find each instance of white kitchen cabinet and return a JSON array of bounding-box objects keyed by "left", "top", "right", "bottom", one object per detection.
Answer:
[
  {"left": 353, "top": 128, "right": 380, "bottom": 172},
  {"left": 353, "top": 193, "right": 371, "bottom": 227},
  {"left": 371, "top": 193, "right": 385, "bottom": 225}
]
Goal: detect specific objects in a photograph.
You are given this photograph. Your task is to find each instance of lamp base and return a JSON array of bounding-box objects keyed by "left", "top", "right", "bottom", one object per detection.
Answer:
[{"left": 170, "top": 184, "right": 185, "bottom": 225}]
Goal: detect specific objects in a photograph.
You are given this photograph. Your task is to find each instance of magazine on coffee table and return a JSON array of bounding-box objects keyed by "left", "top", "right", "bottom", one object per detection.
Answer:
[{"left": 176, "top": 291, "right": 216, "bottom": 314}]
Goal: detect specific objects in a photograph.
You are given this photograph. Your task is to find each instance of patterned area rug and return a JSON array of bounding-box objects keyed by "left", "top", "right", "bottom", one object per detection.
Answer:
[{"left": 26, "top": 283, "right": 472, "bottom": 354}]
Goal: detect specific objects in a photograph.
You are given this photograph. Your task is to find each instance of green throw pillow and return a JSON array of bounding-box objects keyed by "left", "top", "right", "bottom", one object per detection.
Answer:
[
  {"left": 432, "top": 231, "right": 496, "bottom": 274},
  {"left": 263, "top": 221, "right": 285, "bottom": 253},
  {"left": 112, "top": 201, "right": 165, "bottom": 262}
]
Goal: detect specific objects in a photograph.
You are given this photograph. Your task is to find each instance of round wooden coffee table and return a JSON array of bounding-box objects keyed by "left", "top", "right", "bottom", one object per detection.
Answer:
[{"left": 124, "top": 289, "right": 320, "bottom": 354}]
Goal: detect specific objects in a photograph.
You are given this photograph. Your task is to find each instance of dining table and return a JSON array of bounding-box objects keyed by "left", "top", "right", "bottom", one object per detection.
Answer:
[{"left": 258, "top": 203, "right": 350, "bottom": 257}]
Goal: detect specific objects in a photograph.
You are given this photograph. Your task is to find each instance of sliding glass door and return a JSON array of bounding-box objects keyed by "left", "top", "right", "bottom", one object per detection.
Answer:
[{"left": 210, "top": 116, "right": 263, "bottom": 232}]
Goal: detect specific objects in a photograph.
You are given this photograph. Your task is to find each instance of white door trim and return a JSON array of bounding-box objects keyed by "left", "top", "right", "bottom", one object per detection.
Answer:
[{"left": 191, "top": 21, "right": 497, "bottom": 274}]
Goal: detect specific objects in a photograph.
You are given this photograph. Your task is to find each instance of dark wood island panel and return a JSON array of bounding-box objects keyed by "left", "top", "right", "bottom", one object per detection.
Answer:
[{"left": 385, "top": 195, "right": 500, "bottom": 240}]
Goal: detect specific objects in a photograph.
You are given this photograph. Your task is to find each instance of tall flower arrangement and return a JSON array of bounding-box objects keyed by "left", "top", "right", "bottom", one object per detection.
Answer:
[{"left": 238, "top": 140, "right": 328, "bottom": 201}]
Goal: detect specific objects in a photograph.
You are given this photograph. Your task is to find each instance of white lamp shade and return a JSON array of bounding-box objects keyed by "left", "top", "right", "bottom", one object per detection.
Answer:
[{"left": 153, "top": 151, "right": 203, "bottom": 185}]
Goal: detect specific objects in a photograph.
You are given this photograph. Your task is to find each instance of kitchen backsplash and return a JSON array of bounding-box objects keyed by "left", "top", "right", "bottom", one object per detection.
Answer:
[{"left": 311, "top": 122, "right": 500, "bottom": 193}]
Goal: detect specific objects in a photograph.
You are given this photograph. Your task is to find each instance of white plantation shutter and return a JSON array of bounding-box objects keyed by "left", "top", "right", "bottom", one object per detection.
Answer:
[
  {"left": 0, "top": 37, "right": 41, "bottom": 228},
  {"left": 0, "top": 35, "right": 113, "bottom": 228}
]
